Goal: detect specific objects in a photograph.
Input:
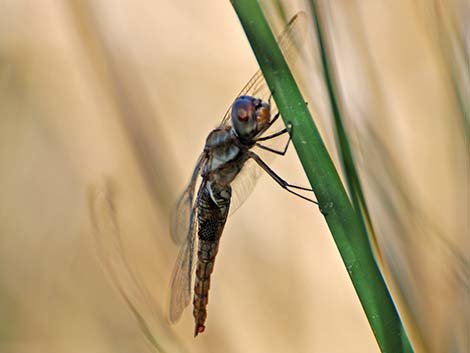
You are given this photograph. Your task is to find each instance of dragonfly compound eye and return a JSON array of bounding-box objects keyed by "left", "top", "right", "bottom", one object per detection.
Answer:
[
  {"left": 236, "top": 107, "right": 249, "bottom": 122},
  {"left": 231, "top": 96, "right": 259, "bottom": 139}
]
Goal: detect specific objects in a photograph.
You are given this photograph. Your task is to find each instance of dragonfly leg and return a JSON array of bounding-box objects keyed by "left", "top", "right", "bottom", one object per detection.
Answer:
[
  {"left": 247, "top": 151, "right": 318, "bottom": 204},
  {"left": 266, "top": 112, "right": 281, "bottom": 129},
  {"left": 256, "top": 139, "right": 289, "bottom": 156},
  {"left": 257, "top": 127, "right": 288, "bottom": 142},
  {"left": 262, "top": 109, "right": 289, "bottom": 134},
  {"left": 256, "top": 123, "right": 293, "bottom": 156}
]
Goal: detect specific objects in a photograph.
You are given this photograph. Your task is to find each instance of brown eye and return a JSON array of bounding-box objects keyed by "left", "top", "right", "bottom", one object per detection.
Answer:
[{"left": 237, "top": 108, "right": 249, "bottom": 121}]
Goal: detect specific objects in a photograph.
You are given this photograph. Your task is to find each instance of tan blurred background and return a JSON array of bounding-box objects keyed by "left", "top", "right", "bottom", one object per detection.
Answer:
[{"left": 0, "top": 1, "right": 468, "bottom": 353}]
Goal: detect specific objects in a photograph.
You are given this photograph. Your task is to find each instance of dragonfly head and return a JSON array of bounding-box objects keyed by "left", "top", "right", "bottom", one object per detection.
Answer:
[{"left": 231, "top": 95, "right": 270, "bottom": 141}]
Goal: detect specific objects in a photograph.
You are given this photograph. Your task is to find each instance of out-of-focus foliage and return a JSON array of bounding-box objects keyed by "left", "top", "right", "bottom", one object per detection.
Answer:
[{"left": 301, "top": 1, "right": 469, "bottom": 353}]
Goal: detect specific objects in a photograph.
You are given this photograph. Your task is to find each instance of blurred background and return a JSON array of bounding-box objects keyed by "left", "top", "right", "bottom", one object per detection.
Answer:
[{"left": 0, "top": 1, "right": 468, "bottom": 353}]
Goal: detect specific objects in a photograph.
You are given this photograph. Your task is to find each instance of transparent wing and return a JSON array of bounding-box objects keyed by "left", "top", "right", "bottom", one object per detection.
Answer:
[
  {"left": 170, "top": 152, "right": 207, "bottom": 245},
  {"left": 168, "top": 12, "right": 308, "bottom": 320},
  {"left": 229, "top": 142, "right": 285, "bottom": 214},
  {"left": 219, "top": 11, "right": 307, "bottom": 128},
  {"left": 167, "top": 183, "right": 201, "bottom": 323},
  {"left": 226, "top": 12, "right": 308, "bottom": 214}
]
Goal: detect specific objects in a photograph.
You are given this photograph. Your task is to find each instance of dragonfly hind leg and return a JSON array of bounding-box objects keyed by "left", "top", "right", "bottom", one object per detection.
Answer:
[{"left": 247, "top": 151, "right": 318, "bottom": 204}]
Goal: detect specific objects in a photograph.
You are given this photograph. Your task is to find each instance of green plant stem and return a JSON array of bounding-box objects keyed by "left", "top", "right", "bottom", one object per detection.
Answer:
[{"left": 230, "top": 1, "right": 413, "bottom": 352}]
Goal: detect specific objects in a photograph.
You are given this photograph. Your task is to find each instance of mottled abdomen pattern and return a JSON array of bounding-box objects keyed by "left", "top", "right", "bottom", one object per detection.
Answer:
[{"left": 194, "top": 181, "right": 231, "bottom": 336}]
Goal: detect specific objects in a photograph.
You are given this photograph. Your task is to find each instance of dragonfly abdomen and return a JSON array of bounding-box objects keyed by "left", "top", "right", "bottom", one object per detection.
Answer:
[
  {"left": 193, "top": 182, "right": 231, "bottom": 336},
  {"left": 193, "top": 240, "right": 218, "bottom": 336}
]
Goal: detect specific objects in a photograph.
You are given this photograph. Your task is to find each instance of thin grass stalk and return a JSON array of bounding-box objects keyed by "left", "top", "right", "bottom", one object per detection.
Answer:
[{"left": 230, "top": 1, "right": 414, "bottom": 352}]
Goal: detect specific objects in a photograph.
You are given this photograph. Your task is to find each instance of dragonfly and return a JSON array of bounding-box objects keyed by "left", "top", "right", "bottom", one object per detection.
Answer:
[{"left": 168, "top": 12, "right": 317, "bottom": 337}]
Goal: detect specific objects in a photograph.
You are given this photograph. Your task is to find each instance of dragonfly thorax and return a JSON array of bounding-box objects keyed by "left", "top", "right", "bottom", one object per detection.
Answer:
[
  {"left": 231, "top": 95, "right": 270, "bottom": 143},
  {"left": 202, "top": 127, "right": 245, "bottom": 185}
]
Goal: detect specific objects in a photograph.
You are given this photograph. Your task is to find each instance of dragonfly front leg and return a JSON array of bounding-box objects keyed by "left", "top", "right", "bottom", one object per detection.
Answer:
[
  {"left": 263, "top": 112, "right": 281, "bottom": 131},
  {"left": 247, "top": 151, "right": 318, "bottom": 204},
  {"left": 256, "top": 123, "right": 293, "bottom": 156}
]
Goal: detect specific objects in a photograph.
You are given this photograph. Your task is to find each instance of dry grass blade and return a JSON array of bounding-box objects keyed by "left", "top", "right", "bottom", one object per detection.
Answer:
[
  {"left": 88, "top": 180, "right": 188, "bottom": 353},
  {"left": 304, "top": 1, "right": 469, "bottom": 352}
]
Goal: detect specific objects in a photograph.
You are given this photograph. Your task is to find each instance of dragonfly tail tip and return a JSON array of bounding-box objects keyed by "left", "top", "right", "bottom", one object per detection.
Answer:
[{"left": 194, "top": 324, "right": 205, "bottom": 337}]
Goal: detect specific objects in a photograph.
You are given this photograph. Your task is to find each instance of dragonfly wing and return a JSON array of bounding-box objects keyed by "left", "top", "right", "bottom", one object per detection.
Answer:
[
  {"left": 168, "top": 192, "right": 199, "bottom": 323},
  {"left": 170, "top": 152, "right": 207, "bottom": 245},
  {"left": 229, "top": 158, "right": 262, "bottom": 215},
  {"left": 229, "top": 138, "right": 286, "bottom": 215},
  {"left": 222, "top": 12, "right": 307, "bottom": 214},
  {"left": 219, "top": 11, "right": 307, "bottom": 127}
]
